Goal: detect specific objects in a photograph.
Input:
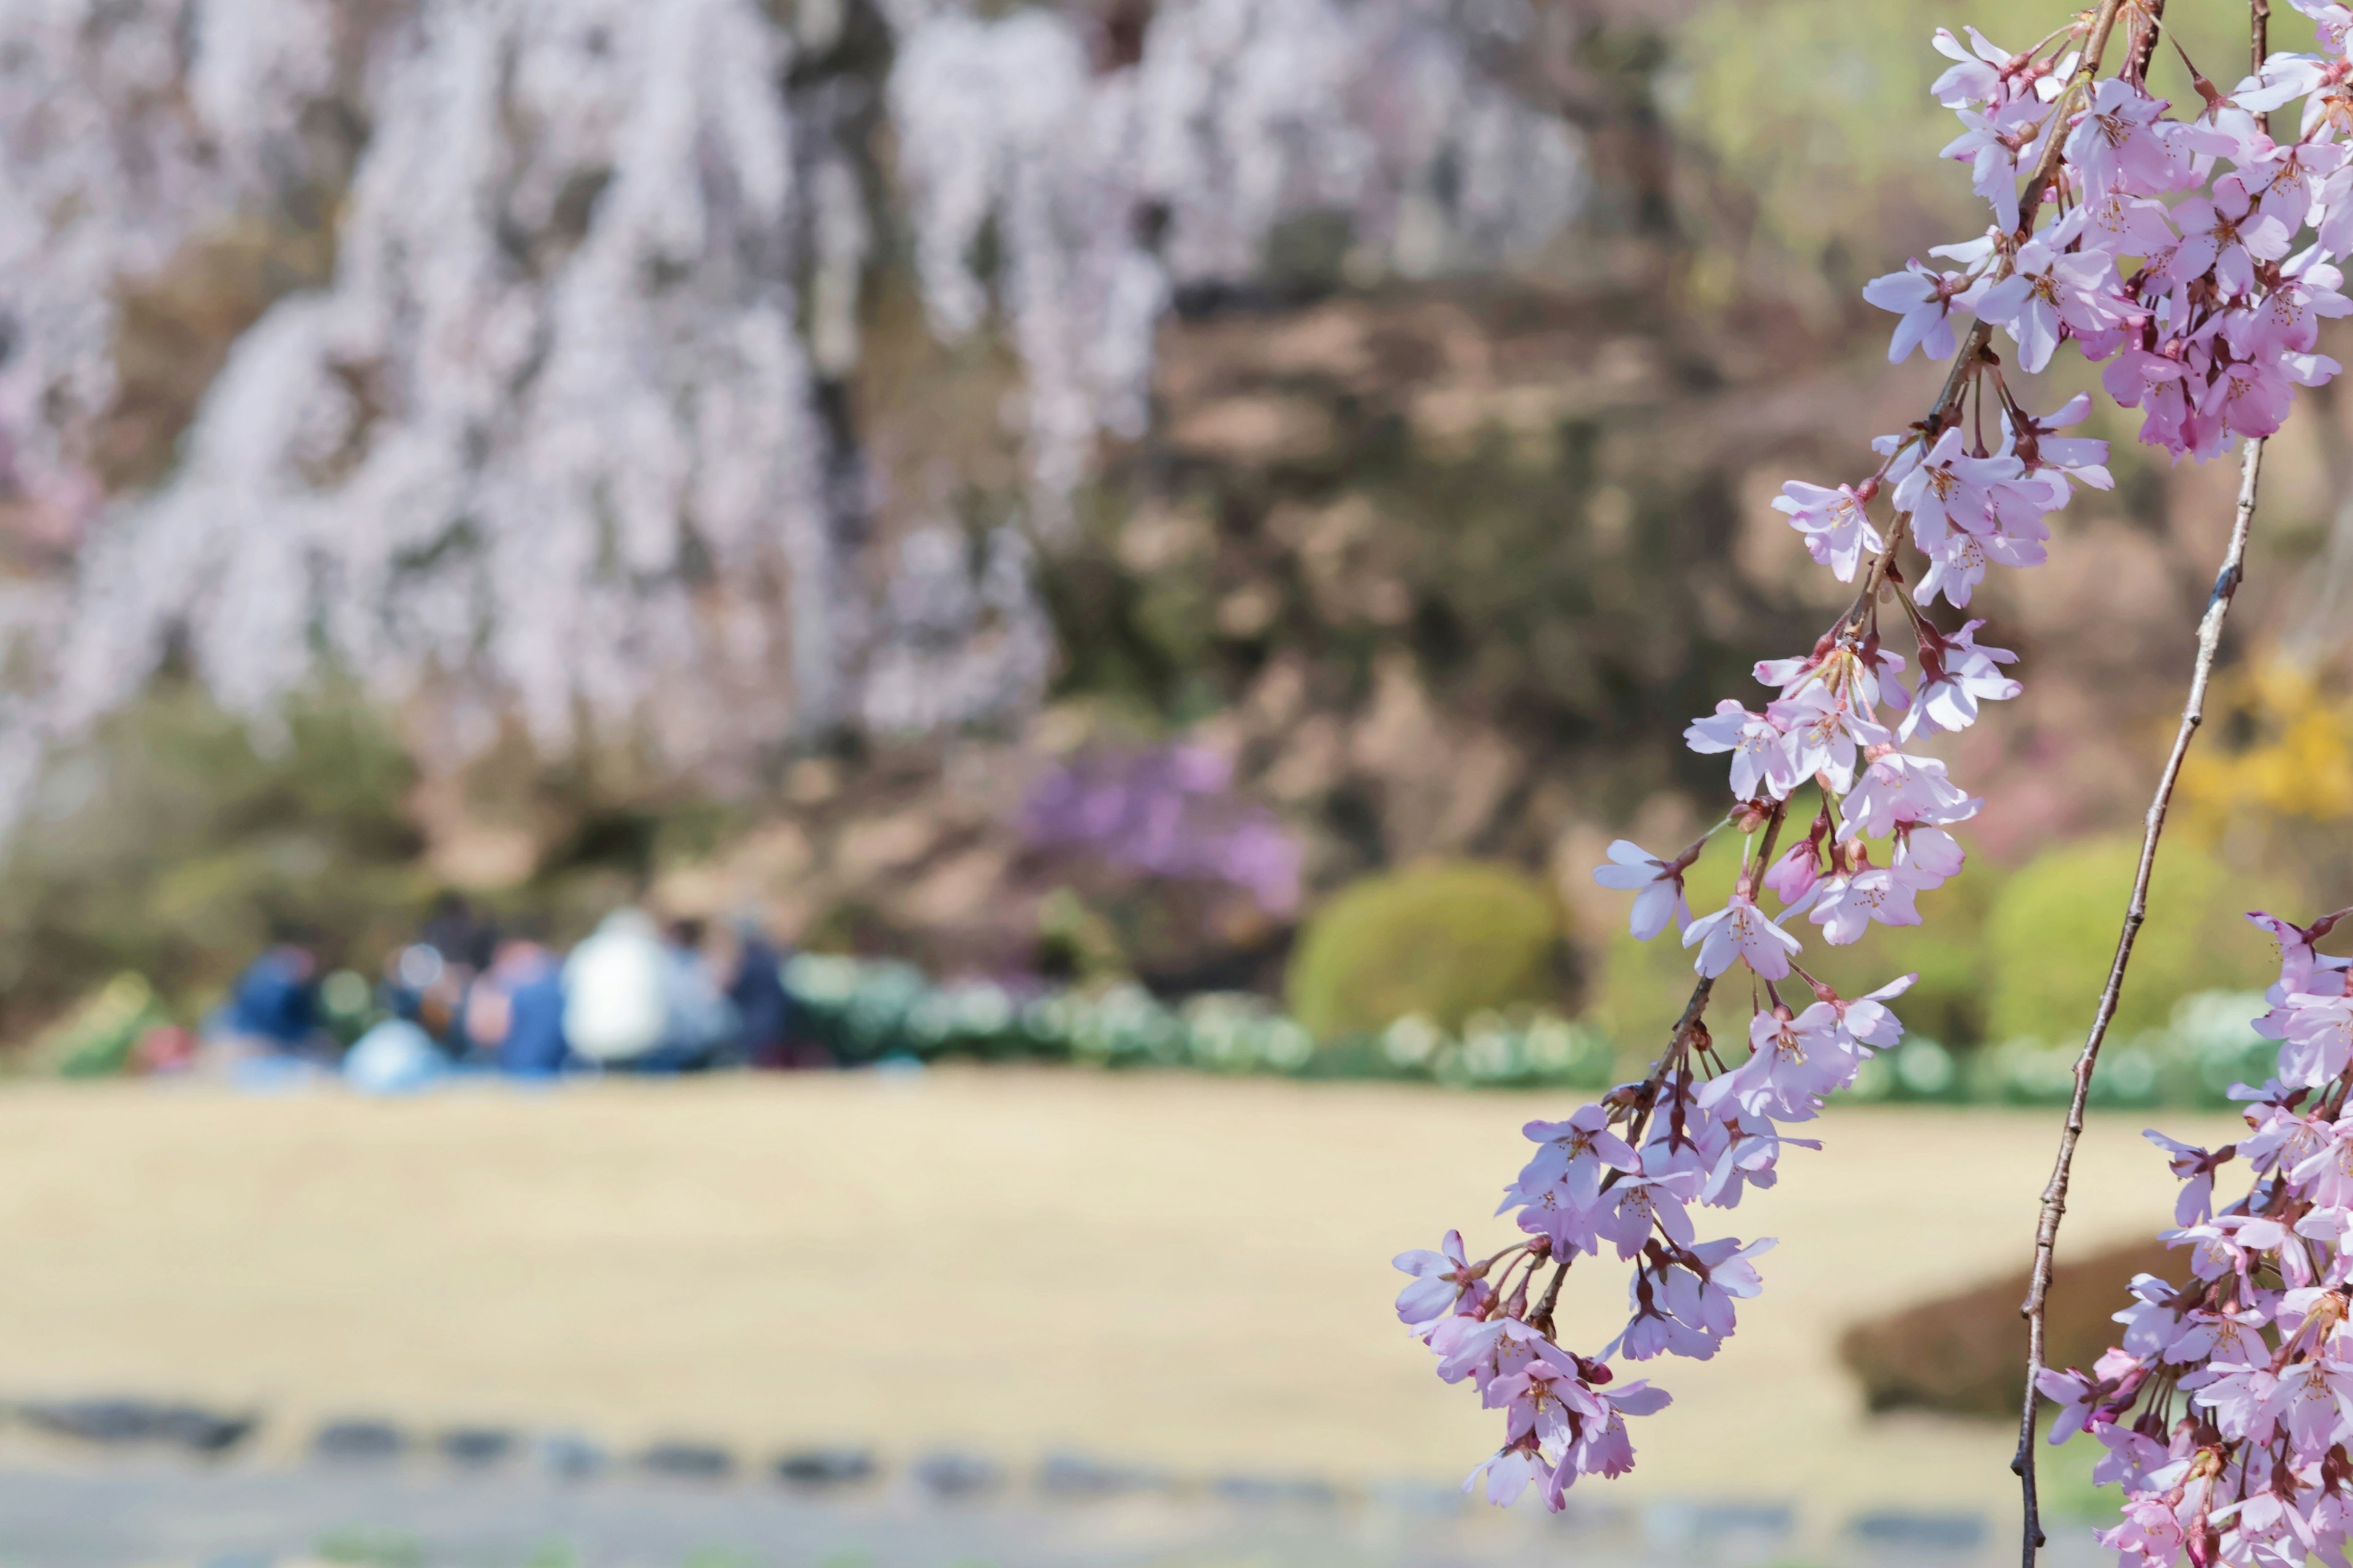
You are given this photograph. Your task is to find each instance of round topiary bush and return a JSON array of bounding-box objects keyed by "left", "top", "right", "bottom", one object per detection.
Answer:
[
  {"left": 1984, "top": 837, "right": 2285, "bottom": 1047},
  {"left": 1284, "top": 860, "right": 1562, "bottom": 1041}
]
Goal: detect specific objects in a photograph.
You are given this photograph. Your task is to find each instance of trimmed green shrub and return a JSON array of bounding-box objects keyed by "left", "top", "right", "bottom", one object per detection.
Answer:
[
  {"left": 1984, "top": 838, "right": 2284, "bottom": 1047},
  {"left": 1284, "top": 860, "right": 1561, "bottom": 1040}
]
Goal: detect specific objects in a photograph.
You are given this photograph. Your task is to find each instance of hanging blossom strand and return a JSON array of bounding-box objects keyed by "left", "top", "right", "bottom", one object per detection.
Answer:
[
  {"left": 1395, "top": 0, "right": 2348, "bottom": 1510},
  {"left": 2036, "top": 909, "right": 2353, "bottom": 1568}
]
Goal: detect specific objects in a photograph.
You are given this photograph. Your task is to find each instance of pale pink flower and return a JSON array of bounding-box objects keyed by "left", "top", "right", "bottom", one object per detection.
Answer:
[
  {"left": 1593, "top": 1170, "right": 1697, "bottom": 1260},
  {"left": 1700, "top": 1007, "right": 1857, "bottom": 1119},
  {"left": 1619, "top": 1237, "right": 1773, "bottom": 1363},
  {"left": 2063, "top": 78, "right": 2174, "bottom": 194},
  {"left": 1545, "top": 1380, "right": 1669, "bottom": 1502},
  {"left": 1461, "top": 1441, "right": 1547, "bottom": 1506},
  {"left": 1826, "top": 973, "right": 1916, "bottom": 1051},
  {"left": 2292, "top": 1122, "right": 2353, "bottom": 1210},
  {"left": 1768, "top": 685, "right": 1882, "bottom": 793},
  {"left": 1683, "top": 701, "right": 1794, "bottom": 802},
  {"left": 2037, "top": 1365, "right": 2103, "bottom": 1442},
  {"left": 2145, "top": 1131, "right": 2235, "bottom": 1225},
  {"left": 2065, "top": 183, "right": 2180, "bottom": 256},
  {"left": 1840, "top": 751, "right": 1977, "bottom": 839},
  {"left": 1893, "top": 619, "right": 2021, "bottom": 740},
  {"left": 2260, "top": 1355, "right": 2353, "bottom": 1452},
  {"left": 2192, "top": 1357, "right": 2284, "bottom": 1442},
  {"left": 1914, "top": 512, "right": 2048, "bottom": 608},
  {"left": 1394, "top": 1230, "right": 1482, "bottom": 1330},
  {"left": 2200, "top": 353, "right": 2297, "bottom": 439},
  {"left": 1861, "top": 262, "right": 1971, "bottom": 365},
  {"left": 1806, "top": 859, "right": 1928, "bottom": 945},
  {"left": 1593, "top": 841, "right": 1692, "bottom": 941},
  {"left": 1976, "top": 237, "right": 2121, "bottom": 372},
  {"left": 1761, "top": 838, "right": 1822, "bottom": 906},
  {"left": 2281, "top": 993, "right": 2353, "bottom": 1088},
  {"left": 1519, "top": 1105, "right": 1640, "bottom": 1199},
  {"left": 1928, "top": 26, "right": 2007, "bottom": 108},
  {"left": 1893, "top": 824, "right": 1966, "bottom": 887},
  {"left": 2169, "top": 174, "right": 2294, "bottom": 296},
  {"left": 1770, "top": 480, "right": 1884, "bottom": 580},
  {"left": 2223, "top": 256, "right": 2353, "bottom": 362},
  {"left": 2096, "top": 1495, "right": 2186, "bottom": 1567},
  {"left": 1941, "top": 96, "right": 2048, "bottom": 231},
  {"left": 1683, "top": 895, "right": 1802, "bottom": 980},
  {"left": 1485, "top": 1341, "right": 1601, "bottom": 1445},
  {"left": 1499, "top": 1169, "right": 1602, "bottom": 1261},
  {"left": 2010, "top": 393, "right": 2115, "bottom": 491},
  {"left": 1891, "top": 428, "right": 2010, "bottom": 553}
]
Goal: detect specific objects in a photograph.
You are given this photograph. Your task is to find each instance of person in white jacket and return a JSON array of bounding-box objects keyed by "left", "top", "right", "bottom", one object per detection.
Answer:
[{"left": 561, "top": 909, "right": 669, "bottom": 1066}]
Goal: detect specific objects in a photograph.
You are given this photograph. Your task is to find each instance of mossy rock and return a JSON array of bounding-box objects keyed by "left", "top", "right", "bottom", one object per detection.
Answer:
[{"left": 1284, "top": 860, "right": 1560, "bottom": 1040}]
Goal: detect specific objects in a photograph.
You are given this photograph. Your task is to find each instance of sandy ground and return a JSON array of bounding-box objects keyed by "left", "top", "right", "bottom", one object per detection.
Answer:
[{"left": 0, "top": 1071, "right": 2235, "bottom": 1522}]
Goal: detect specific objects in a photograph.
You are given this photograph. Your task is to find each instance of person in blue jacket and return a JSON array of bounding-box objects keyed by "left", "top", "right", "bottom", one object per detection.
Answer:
[
  {"left": 472, "top": 938, "right": 572, "bottom": 1077},
  {"left": 219, "top": 943, "right": 322, "bottom": 1053}
]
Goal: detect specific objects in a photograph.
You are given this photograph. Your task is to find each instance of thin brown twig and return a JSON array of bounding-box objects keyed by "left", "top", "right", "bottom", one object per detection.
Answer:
[
  {"left": 2010, "top": 437, "right": 2267, "bottom": 1566},
  {"left": 2253, "top": 0, "right": 2273, "bottom": 135}
]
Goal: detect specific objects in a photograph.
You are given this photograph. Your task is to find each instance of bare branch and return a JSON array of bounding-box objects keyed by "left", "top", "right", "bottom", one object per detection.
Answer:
[{"left": 2010, "top": 436, "right": 2266, "bottom": 1566}]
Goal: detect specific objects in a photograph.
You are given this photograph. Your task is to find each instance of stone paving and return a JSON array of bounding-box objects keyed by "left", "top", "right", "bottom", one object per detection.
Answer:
[{"left": 0, "top": 1450, "right": 2121, "bottom": 1568}]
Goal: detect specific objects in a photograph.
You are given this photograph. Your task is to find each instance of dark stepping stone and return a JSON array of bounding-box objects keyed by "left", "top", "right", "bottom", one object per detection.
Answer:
[
  {"left": 536, "top": 1431, "right": 607, "bottom": 1482},
  {"left": 1852, "top": 1511, "right": 1987, "bottom": 1552},
  {"left": 774, "top": 1447, "right": 875, "bottom": 1488},
  {"left": 1210, "top": 1473, "right": 1339, "bottom": 1507},
  {"left": 151, "top": 1406, "right": 257, "bottom": 1455},
  {"left": 18, "top": 1398, "right": 164, "bottom": 1445},
  {"left": 17, "top": 1399, "right": 255, "bottom": 1455},
  {"left": 912, "top": 1450, "right": 1002, "bottom": 1500},
  {"left": 635, "top": 1441, "right": 735, "bottom": 1482},
  {"left": 436, "top": 1427, "right": 518, "bottom": 1468},
  {"left": 313, "top": 1418, "right": 406, "bottom": 1463},
  {"left": 1036, "top": 1452, "right": 1162, "bottom": 1499}
]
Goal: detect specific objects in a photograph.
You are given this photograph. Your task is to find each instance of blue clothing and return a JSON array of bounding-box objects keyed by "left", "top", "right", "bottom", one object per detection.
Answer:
[
  {"left": 499, "top": 968, "right": 572, "bottom": 1077},
  {"left": 226, "top": 950, "right": 316, "bottom": 1047},
  {"left": 728, "top": 936, "right": 794, "bottom": 1067}
]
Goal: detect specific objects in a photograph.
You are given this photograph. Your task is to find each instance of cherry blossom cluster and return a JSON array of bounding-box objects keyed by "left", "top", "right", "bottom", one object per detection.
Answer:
[
  {"left": 2036, "top": 909, "right": 2353, "bottom": 1568},
  {"left": 1396, "top": 0, "right": 2346, "bottom": 1512},
  {"left": 1882, "top": 4, "right": 2352, "bottom": 467}
]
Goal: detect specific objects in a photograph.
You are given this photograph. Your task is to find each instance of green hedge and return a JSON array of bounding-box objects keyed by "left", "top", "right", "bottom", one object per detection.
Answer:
[{"left": 782, "top": 955, "right": 2275, "bottom": 1106}]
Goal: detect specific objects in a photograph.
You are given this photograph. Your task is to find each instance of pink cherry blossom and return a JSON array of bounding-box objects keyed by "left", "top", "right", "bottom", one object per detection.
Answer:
[
  {"left": 1395, "top": 31, "right": 2353, "bottom": 1514},
  {"left": 1892, "top": 428, "right": 2009, "bottom": 553},
  {"left": 1683, "top": 895, "right": 1802, "bottom": 980},
  {"left": 1840, "top": 751, "right": 1977, "bottom": 839},
  {"left": 1762, "top": 837, "right": 1822, "bottom": 905},
  {"left": 1806, "top": 858, "right": 1928, "bottom": 945},
  {"left": 1771, "top": 480, "right": 1884, "bottom": 580},
  {"left": 2170, "top": 173, "right": 2294, "bottom": 296},
  {"left": 1893, "top": 824, "right": 1966, "bottom": 886},
  {"left": 1941, "top": 95, "right": 2048, "bottom": 231},
  {"left": 1683, "top": 700, "right": 1794, "bottom": 802},
  {"left": 2063, "top": 78, "right": 2174, "bottom": 194},
  {"left": 1893, "top": 618, "right": 2021, "bottom": 738},
  {"left": 1862, "top": 262, "right": 1972, "bottom": 364},
  {"left": 1593, "top": 839, "right": 1693, "bottom": 941},
  {"left": 1520, "top": 1105, "right": 1640, "bottom": 1198},
  {"left": 1976, "top": 237, "right": 2121, "bottom": 371}
]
